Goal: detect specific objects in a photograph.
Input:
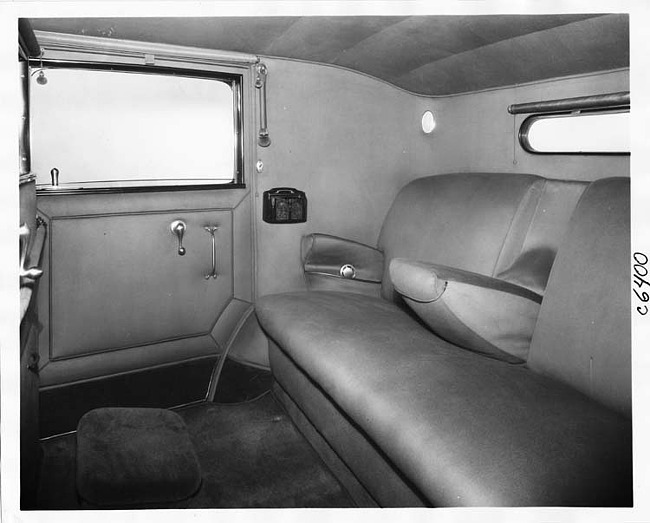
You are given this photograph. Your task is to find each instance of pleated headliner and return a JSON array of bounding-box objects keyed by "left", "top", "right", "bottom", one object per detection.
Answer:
[{"left": 29, "top": 14, "right": 628, "bottom": 95}]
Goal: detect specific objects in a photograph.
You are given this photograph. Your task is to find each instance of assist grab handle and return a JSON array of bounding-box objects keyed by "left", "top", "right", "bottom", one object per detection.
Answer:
[
  {"left": 204, "top": 226, "right": 218, "bottom": 279},
  {"left": 255, "top": 63, "right": 271, "bottom": 147}
]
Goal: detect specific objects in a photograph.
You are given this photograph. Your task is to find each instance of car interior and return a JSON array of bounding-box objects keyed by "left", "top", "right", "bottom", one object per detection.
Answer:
[{"left": 10, "top": 8, "right": 637, "bottom": 517}]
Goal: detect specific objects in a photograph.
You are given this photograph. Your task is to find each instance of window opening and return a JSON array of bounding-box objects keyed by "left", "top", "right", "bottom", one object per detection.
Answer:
[{"left": 30, "top": 63, "right": 243, "bottom": 190}]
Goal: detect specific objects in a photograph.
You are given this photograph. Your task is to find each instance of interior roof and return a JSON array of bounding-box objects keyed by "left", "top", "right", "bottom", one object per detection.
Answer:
[{"left": 29, "top": 14, "right": 629, "bottom": 96}]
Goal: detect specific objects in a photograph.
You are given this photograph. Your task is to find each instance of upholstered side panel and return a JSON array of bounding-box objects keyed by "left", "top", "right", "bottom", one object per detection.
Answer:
[
  {"left": 527, "top": 178, "right": 631, "bottom": 417},
  {"left": 376, "top": 173, "right": 543, "bottom": 301}
]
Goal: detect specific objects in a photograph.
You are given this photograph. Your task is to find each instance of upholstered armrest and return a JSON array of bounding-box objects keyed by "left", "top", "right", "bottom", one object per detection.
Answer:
[
  {"left": 389, "top": 258, "right": 543, "bottom": 363},
  {"left": 301, "top": 234, "right": 384, "bottom": 296},
  {"left": 302, "top": 234, "right": 384, "bottom": 282}
]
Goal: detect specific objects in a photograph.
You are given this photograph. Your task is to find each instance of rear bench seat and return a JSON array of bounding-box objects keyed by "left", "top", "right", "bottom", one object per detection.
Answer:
[{"left": 256, "top": 173, "right": 631, "bottom": 507}]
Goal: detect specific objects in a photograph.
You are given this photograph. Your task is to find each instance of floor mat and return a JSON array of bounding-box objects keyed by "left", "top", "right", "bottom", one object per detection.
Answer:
[{"left": 36, "top": 394, "right": 355, "bottom": 509}]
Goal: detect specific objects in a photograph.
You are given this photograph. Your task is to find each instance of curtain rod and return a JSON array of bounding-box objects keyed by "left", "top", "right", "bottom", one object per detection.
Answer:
[
  {"left": 508, "top": 91, "right": 630, "bottom": 114},
  {"left": 34, "top": 30, "right": 259, "bottom": 66}
]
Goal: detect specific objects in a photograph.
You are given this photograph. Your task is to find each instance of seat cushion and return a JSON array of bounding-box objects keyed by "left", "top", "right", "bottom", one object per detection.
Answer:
[
  {"left": 76, "top": 407, "right": 202, "bottom": 507},
  {"left": 256, "top": 291, "right": 631, "bottom": 506},
  {"left": 389, "top": 258, "right": 542, "bottom": 363}
]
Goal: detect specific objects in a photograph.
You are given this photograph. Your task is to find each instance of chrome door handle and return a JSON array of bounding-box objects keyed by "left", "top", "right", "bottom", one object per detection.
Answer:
[
  {"left": 204, "top": 226, "right": 218, "bottom": 279},
  {"left": 170, "top": 220, "right": 187, "bottom": 256}
]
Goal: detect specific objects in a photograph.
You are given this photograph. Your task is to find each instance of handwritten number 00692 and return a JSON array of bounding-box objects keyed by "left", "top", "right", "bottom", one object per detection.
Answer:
[{"left": 634, "top": 252, "right": 649, "bottom": 315}]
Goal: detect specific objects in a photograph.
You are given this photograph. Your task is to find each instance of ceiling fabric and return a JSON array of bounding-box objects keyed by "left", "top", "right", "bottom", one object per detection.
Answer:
[{"left": 29, "top": 14, "right": 628, "bottom": 96}]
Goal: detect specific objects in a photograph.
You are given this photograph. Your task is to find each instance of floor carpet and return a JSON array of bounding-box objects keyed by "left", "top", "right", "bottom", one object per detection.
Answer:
[
  {"left": 36, "top": 393, "right": 355, "bottom": 509},
  {"left": 40, "top": 356, "right": 218, "bottom": 438},
  {"left": 213, "top": 358, "right": 273, "bottom": 403}
]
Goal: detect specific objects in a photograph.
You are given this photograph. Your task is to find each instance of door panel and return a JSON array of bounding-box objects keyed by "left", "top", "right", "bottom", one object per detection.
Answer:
[
  {"left": 50, "top": 210, "right": 232, "bottom": 359},
  {"left": 37, "top": 188, "right": 252, "bottom": 388}
]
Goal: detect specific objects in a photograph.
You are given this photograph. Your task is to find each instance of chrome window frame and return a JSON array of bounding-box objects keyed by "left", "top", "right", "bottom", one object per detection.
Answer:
[
  {"left": 518, "top": 106, "right": 631, "bottom": 156},
  {"left": 29, "top": 59, "right": 246, "bottom": 195}
]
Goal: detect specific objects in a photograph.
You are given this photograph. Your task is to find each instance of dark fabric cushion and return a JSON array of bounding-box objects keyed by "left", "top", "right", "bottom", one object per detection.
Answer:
[
  {"left": 256, "top": 291, "right": 631, "bottom": 507},
  {"left": 389, "top": 258, "right": 542, "bottom": 363},
  {"left": 76, "top": 407, "right": 202, "bottom": 507}
]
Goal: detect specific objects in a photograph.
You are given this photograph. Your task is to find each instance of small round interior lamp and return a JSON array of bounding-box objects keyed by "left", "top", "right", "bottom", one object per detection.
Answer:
[
  {"left": 36, "top": 70, "right": 48, "bottom": 85},
  {"left": 421, "top": 110, "right": 436, "bottom": 134}
]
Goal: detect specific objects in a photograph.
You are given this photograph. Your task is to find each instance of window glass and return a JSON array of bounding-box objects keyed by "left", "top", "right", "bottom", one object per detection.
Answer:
[
  {"left": 31, "top": 67, "right": 239, "bottom": 188},
  {"left": 521, "top": 110, "right": 629, "bottom": 154}
]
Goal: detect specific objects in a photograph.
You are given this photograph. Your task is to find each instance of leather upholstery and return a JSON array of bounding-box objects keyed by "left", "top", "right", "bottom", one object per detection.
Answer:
[
  {"left": 301, "top": 233, "right": 384, "bottom": 297},
  {"left": 257, "top": 291, "right": 631, "bottom": 506},
  {"left": 256, "top": 173, "right": 631, "bottom": 506},
  {"left": 302, "top": 233, "right": 384, "bottom": 283},
  {"left": 389, "top": 258, "right": 542, "bottom": 362},
  {"left": 377, "top": 173, "right": 545, "bottom": 301},
  {"left": 495, "top": 179, "right": 588, "bottom": 293},
  {"left": 270, "top": 344, "right": 428, "bottom": 507},
  {"left": 527, "top": 178, "right": 631, "bottom": 417}
]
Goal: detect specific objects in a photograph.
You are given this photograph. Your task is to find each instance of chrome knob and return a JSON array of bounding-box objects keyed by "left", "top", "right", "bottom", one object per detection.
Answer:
[{"left": 340, "top": 264, "right": 356, "bottom": 279}]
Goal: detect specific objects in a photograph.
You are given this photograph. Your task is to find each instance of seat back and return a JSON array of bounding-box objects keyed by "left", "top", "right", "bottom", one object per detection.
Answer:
[
  {"left": 494, "top": 179, "right": 588, "bottom": 294},
  {"left": 377, "top": 173, "right": 544, "bottom": 301},
  {"left": 527, "top": 177, "right": 631, "bottom": 417}
]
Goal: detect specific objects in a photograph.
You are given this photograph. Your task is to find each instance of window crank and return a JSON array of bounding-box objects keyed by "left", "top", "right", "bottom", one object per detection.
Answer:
[
  {"left": 170, "top": 220, "right": 187, "bottom": 256},
  {"left": 204, "top": 226, "right": 218, "bottom": 279}
]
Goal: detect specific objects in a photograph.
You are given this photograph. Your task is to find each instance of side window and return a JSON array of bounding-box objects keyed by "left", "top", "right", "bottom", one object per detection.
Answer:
[
  {"left": 519, "top": 109, "right": 630, "bottom": 155},
  {"left": 30, "top": 66, "right": 243, "bottom": 190}
]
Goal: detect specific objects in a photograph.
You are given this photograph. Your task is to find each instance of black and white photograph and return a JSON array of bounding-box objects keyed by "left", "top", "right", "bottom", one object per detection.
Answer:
[{"left": 1, "top": 1, "right": 649, "bottom": 522}]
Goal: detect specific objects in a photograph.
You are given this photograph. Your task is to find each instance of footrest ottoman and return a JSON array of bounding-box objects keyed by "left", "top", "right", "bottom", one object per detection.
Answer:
[{"left": 76, "top": 407, "right": 202, "bottom": 508}]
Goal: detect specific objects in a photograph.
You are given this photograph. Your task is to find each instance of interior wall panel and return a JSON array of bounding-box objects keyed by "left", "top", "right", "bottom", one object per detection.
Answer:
[
  {"left": 39, "top": 337, "right": 217, "bottom": 388},
  {"left": 254, "top": 58, "right": 437, "bottom": 298},
  {"left": 253, "top": 62, "right": 628, "bottom": 301},
  {"left": 233, "top": 192, "right": 254, "bottom": 302},
  {"left": 418, "top": 69, "right": 630, "bottom": 181}
]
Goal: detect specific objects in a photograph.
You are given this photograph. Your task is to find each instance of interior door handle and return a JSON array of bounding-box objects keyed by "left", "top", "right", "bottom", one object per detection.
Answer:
[
  {"left": 170, "top": 220, "right": 187, "bottom": 256},
  {"left": 204, "top": 226, "right": 218, "bottom": 279}
]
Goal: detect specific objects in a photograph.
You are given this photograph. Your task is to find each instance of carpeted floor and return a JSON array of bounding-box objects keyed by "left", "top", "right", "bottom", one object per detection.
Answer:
[
  {"left": 40, "top": 356, "right": 218, "bottom": 438},
  {"left": 36, "top": 393, "right": 355, "bottom": 509},
  {"left": 213, "top": 358, "right": 274, "bottom": 403}
]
